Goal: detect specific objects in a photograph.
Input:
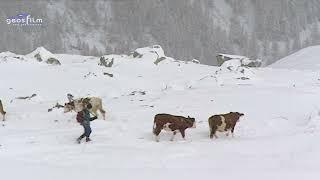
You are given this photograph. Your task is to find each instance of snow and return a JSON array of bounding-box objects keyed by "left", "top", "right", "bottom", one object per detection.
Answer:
[
  {"left": 270, "top": 46, "right": 320, "bottom": 70},
  {"left": 1, "top": 46, "right": 320, "bottom": 180}
]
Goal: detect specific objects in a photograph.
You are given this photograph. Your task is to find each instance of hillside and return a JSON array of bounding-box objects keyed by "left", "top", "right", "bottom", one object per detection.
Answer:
[
  {"left": 270, "top": 46, "right": 320, "bottom": 70},
  {"left": 1, "top": 0, "right": 320, "bottom": 65},
  {"left": 1, "top": 47, "right": 320, "bottom": 179}
]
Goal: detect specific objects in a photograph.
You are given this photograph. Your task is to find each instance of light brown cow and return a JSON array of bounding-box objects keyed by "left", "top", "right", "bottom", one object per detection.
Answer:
[
  {"left": 0, "top": 100, "right": 6, "bottom": 121},
  {"left": 64, "top": 97, "right": 106, "bottom": 120},
  {"left": 153, "top": 113, "right": 196, "bottom": 142},
  {"left": 208, "top": 112, "right": 244, "bottom": 139}
]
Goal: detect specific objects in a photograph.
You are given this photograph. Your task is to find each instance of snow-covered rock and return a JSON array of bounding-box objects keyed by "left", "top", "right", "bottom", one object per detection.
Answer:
[
  {"left": 191, "top": 59, "right": 200, "bottom": 64},
  {"left": 217, "top": 53, "right": 262, "bottom": 67},
  {"left": 132, "top": 45, "right": 167, "bottom": 65},
  {"left": 0, "top": 51, "right": 29, "bottom": 63},
  {"left": 214, "top": 59, "right": 256, "bottom": 82},
  {"left": 98, "top": 54, "right": 128, "bottom": 68},
  {"left": 26, "top": 47, "right": 61, "bottom": 65}
]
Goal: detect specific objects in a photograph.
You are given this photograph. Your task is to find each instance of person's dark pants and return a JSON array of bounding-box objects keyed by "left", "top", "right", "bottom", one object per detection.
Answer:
[{"left": 79, "top": 123, "right": 92, "bottom": 140}]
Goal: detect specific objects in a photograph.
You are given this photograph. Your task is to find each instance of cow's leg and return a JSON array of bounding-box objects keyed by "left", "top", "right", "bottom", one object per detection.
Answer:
[
  {"left": 99, "top": 107, "right": 106, "bottom": 120},
  {"left": 153, "top": 127, "right": 162, "bottom": 142},
  {"left": 226, "top": 131, "right": 229, "bottom": 137},
  {"left": 170, "top": 131, "right": 177, "bottom": 141},
  {"left": 0, "top": 111, "right": 5, "bottom": 121},
  {"left": 231, "top": 126, "right": 235, "bottom": 138},
  {"left": 210, "top": 126, "right": 217, "bottom": 139},
  {"left": 179, "top": 129, "right": 186, "bottom": 140}
]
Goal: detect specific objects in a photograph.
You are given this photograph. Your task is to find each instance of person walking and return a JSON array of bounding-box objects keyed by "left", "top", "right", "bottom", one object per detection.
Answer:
[{"left": 76, "top": 103, "right": 97, "bottom": 143}]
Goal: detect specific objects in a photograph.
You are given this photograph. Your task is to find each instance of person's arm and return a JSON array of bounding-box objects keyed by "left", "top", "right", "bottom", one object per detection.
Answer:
[{"left": 90, "top": 116, "right": 98, "bottom": 121}]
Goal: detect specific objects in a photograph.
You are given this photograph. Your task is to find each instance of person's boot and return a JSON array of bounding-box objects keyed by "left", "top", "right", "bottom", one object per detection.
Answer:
[
  {"left": 85, "top": 137, "right": 92, "bottom": 142},
  {"left": 77, "top": 135, "right": 84, "bottom": 144}
]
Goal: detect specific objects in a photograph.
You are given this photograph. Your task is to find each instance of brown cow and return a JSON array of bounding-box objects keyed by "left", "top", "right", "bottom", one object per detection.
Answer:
[
  {"left": 0, "top": 100, "right": 6, "bottom": 121},
  {"left": 208, "top": 112, "right": 244, "bottom": 139},
  {"left": 153, "top": 113, "right": 196, "bottom": 142}
]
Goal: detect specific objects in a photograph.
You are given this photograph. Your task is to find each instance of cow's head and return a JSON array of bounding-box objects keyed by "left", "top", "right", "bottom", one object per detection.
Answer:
[
  {"left": 187, "top": 116, "right": 196, "bottom": 128},
  {"left": 63, "top": 102, "right": 74, "bottom": 113},
  {"left": 231, "top": 112, "right": 244, "bottom": 121}
]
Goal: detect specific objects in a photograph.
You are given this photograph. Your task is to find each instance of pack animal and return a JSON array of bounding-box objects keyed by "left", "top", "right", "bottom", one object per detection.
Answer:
[
  {"left": 0, "top": 100, "right": 6, "bottom": 121},
  {"left": 64, "top": 97, "right": 106, "bottom": 120},
  {"left": 153, "top": 113, "right": 196, "bottom": 142},
  {"left": 208, "top": 112, "right": 244, "bottom": 139}
]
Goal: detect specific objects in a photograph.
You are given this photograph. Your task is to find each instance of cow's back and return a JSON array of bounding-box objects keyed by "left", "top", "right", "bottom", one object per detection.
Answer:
[
  {"left": 155, "top": 114, "right": 174, "bottom": 124},
  {"left": 208, "top": 115, "right": 222, "bottom": 128},
  {"left": 89, "top": 97, "right": 102, "bottom": 108}
]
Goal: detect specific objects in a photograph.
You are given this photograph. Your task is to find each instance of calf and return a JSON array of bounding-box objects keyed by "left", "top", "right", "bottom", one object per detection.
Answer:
[
  {"left": 208, "top": 112, "right": 244, "bottom": 139},
  {"left": 0, "top": 100, "right": 6, "bottom": 121},
  {"left": 64, "top": 97, "right": 106, "bottom": 120},
  {"left": 153, "top": 113, "right": 196, "bottom": 142}
]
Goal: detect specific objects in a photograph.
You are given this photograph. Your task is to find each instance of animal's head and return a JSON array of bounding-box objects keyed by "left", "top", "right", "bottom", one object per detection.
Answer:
[
  {"left": 63, "top": 102, "right": 74, "bottom": 113},
  {"left": 187, "top": 116, "right": 196, "bottom": 128},
  {"left": 230, "top": 112, "right": 244, "bottom": 121}
]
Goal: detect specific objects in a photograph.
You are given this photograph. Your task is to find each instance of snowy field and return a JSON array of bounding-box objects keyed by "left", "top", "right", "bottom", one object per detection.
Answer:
[{"left": 1, "top": 46, "right": 320, "bottom": 180}]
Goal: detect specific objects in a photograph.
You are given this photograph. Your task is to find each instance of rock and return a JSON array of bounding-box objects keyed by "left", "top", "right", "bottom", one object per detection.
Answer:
[
  {"left": 99, "top": 56, "right": 114, "bottom": 67},
  {"left": 46, "top": 58, "right": 61, "bottom": 65},
  {"left": 154, "top": 57, "right": 166, "bottom": 65},
  {"left": 133, "top": 51, "right": 143, "bottom": 58},
  {"left": 103, "top": 72, "right": 114, "bottom": 77}
]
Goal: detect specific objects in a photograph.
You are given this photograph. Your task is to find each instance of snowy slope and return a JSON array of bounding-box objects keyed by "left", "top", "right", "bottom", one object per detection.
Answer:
[
  {"left": 1, "top": 47, "right": 320, "bottom": 180},
  {"left": 270, "top": 46, "right": 320, "bottom": 70}
]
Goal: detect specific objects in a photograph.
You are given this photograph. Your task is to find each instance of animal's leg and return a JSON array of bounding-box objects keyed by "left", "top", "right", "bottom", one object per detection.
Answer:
[
  {"left": 153, "top": 127, "right": 162, "bottom": 142},
  {"left": 210, "top": 127, "right": 217, "bottom": 139},
  {"left": 226, "top": 131, "right": 229, "bottom": 136},
  {"left": 231, "top": 127, "right": 235, "bottom": 138},
  {"left": 179, "top": 129, "right": 186, "bottom": 140},
  {"left": 99, "top": 106, "right": 106, "bottom": 120},
  {"left": 170, "top": 131, "right": 177, "bottom": 141},
  {"left": 1, "top": 111, "right": 5, "bottom": 121}
]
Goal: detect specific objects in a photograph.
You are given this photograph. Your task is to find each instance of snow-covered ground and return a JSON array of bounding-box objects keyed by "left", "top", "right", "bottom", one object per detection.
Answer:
[
  {"left": 270, "top": 46, "right": 320, "bottom": 70},
  {"left": 1, "top": 46, "right": 320, "bottom": 180}
]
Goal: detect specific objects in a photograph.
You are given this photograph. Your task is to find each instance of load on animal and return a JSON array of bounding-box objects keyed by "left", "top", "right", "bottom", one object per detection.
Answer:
[
  {"left": 153, "top": 113, "right": 196, "bottom": 142},
  {"left": 0, "top": 100, "right": 6, "bottom": 121},
  {"left": 64, "top": 97, "right": 106, "bottom": 120},
  {"left": 208, "top": 112, "right": 244, "bottom": 139}
]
